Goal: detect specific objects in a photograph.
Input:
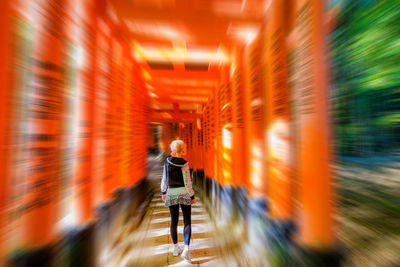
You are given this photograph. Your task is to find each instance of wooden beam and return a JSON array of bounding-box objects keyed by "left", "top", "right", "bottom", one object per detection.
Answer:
[
  {"left": 150, "top": 110, "right": 203, "bottom": 119},
  {"left": 110, "top": 0, "right": 263, "bottom": 25},
  {"left": 151, "top": 96, "right": 209, "bottom": 104},
  {"left": 149, "top": 118, "right": 196, "bottom": 123}
]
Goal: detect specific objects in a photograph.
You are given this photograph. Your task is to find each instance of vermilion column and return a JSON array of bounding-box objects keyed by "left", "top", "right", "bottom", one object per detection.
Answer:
[
  {"left": 163, "top": 123, "right": 172, "bottom": 153},
  {"left": 188, "top": 123, "right": 193, "bottom": 164},
  {"left": 244, "top": 38, "right": 265, "bottom": 198},
  {"left": 218, "top": 66, "right": 233, "bottom": 185},
  {"left": 0, "top": 0, "right": 11, "bottom": 262},
  {"left": 231, "top": 47, "right": 248, "bottom": 187},
  {"left": 185, "top": 123, "right": 189, "bottom": 161},
  {"left": 157, "top": 124, "right": 165, "bottom": 154},
  {"left": 147, "top": 126, "right": 155, "bottom": 152},
  {"left": 190, "top": 123, "right": 195, "bottom": 169},
  {"left": 181, "top": 124, "right": 186, "bottom": 154},
  {"left": 196, "top": 121, "right": 200, "bottom": 169},
  {"left": 93, "top": 18, "right": 111, "bottom": 205},
  {"left": 103, "top": 34, "right": 117, "bottom": 198},
  {"left": 111, "top": 38, "right": 124, "bottom": 190},
  {"left": 288, "top": 0, "right": 336, "bottom": 250},
  {"left": 214, "top": 84, "right": 220, "bottom": 182},
  {"left": 65, "top": 0, "right": 98, "bottom": 224},
  {"left": 197, "top": 119, "right": 204, "bottom": 172},
  {"left": 129, "top": 66, "right": 143, "bottom": 184},
  {"left": 194, "top": 122, "right": 199, "bottom": 170},
  {"left": 178, "top": 123, "right": 183, "bottom": 142},
  {"left": 214, "top": 85, "right": 222, "bottom": 184},
  {"left": 202, "top": 108, "right": 210, "bottom": 178},
  {"left": 21, "top": 0, "right": 66, "bottom": 246},
  {"left": 121, "top": 51, "right": 134, "bottom": 187},
  {"left": 3, "top": 0, "right": 40, "bottom": 256},
  {"left": 210, "top": 97, "right": 217, "bottom": 180},
  {"left": 208, "top": 97, "right": 216, "bottom": 179},
  {"left": 265, "top": 0, "right": 293, "bottom": 220},
  {"left": 135, "top": 78, "right": 149, "bottom": 181}
]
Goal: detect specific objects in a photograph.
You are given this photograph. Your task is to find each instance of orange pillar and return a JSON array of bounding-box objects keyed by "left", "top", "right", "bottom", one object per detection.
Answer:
[
  {"left": 244, "top": 37, "right": 265, "bottom": 198},
  {"left": 188, "top": 123, "right": 193, "bottom": 164},
  {"left": 288, "top": 0, "right": 336, "bottom": 251},
  {"left": 136, "top": 76, "right": 149, "bottom": 180},
  {"left": 65, "top": 0, "right": 99, "bottom": 224},
  {"left": 210, "top": 97, "right": 217, "bottom": 180},
  {"left": 0, "top": 0, "right": 11, "bottom": 262},
  {"left": 217, "top": 65, "right": 233, "bottom": 185},
  {"left": 157, "top": 124, "right": 165, "bottom": 154},
  {"left": 129, "top": 64, "right": 142, "bottom": 184},
  {"left": 178, "top": 123, "right": 183, "bottom": 142},
  {"left": 231, "top": 47, "right": 248, "bottom": 187},
  {"left": 197, "top": 119, "right": 204, "bottom": 172},
  {"left": 147, "top": 126, "right": 155, "bottom": 151},
  {"left": 191, "top": 123, "right": 196, "bottom": 169},
  {"left": 210, "top": 84, "right": 221, "bottom": 211},
  {"left": 121, "top": 49, "right": 134, "bottom": 187},
  {"left": 93, "top": 17, "right": 111, "bottom": 205},
  {"left": 204, "top": 106, "right": 210, "bottom": 178},
  {"left": 20, "top": 0, "right": 66, "bottom": 246},
  {"left": 265, "top": 0, "right": 292, "bottom": 220},
  {"left": 111, "top": 37, "right": 124, "bottom": 189},
  {"left": 202, "top": 108, "right": 209, "bottom": 178},
  {"left": 214, "top": 84, "right": 222, "bottom": 184},
  {"left": 103, "top": 33, "right": 117, "bottom": 198},
  {"left": 161, "top": 123, "right": 171, "bottom": 154},
  {"left": 180, "top": 124, "right": 186, "bottom": 154},
  {"left": 204, "top": 107, "right": 209, "bottom": 177},
  {"left": 3, "top": 0, "right": 41, "bottom": 257},
  {"left": 193, "top": 122, "right": 199, "bottom": 170}
]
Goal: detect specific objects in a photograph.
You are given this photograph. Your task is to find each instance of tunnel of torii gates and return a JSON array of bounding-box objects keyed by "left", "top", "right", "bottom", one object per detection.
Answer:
[{"left": 0, "top": 0, "right": 339, "bottom": 266}]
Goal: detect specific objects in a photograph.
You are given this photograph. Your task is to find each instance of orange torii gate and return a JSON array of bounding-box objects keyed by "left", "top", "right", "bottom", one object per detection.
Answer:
[
  {"left": 287, "top": 0, "right": 337, "bottom": 254},
  {"left": 180, "top": 0, "right": 338, "bottom": 263},
  {"left": 0, "top": 1, "right": 11, "bottom": 264},
  {"left": 1, "top": 0, "right": 151, "bottom": 265},
  {"left": 265, "top": 0, "right": 293, "bottom": 222},
  {"left": 1, "top": 0, "right": 339, "bottom": 265}
]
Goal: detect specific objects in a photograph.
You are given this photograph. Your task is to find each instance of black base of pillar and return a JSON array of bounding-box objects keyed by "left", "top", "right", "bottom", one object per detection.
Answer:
[
  {"left": 58, "top": 222, "right": 96, "bottom": 267},
  {"left": 266, "top": 219, "right": 296, "bottom": 243},
  {"left": 293, "top": 246, "right": 343, "bottom": 267},
  {"left": 264, "top": 219, "right": 297, "bottom": 266},
  {"left": 246, "top": 196, "right": 269, "bottom": 244},
  {"left": 7, "top": 178, "right": 152, "bottom": 267},
  {"left": 204, "top": 176, "right": 213, "bottom": 197},
  {"left": 8, "top": 245, "right": 55, "bottom": 267}
]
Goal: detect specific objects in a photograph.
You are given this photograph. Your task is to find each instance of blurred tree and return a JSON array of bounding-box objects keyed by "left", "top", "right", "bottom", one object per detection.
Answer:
[{"left": 330, "top": 0, "right": 400, "bottom": 155}]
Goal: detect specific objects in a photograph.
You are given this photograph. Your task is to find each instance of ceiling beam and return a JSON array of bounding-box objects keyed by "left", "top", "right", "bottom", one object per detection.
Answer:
[
  {"left": 150, "top": 110, "right": 203, "bottom": 123},
  {"left": 142, "top": 69, "right": 221, "bottom": 80},
  {"left": 151, "top": 88, "right": 213, "bottom": 96},
  {"left": 149, "top": 118, "right": 197, "bottom": 123},
  {"left": 150, "top": 95, "right": 209, "bottom": 104},
  {"left": 110, "top": 0, "right": 263, "bottom": 24}
]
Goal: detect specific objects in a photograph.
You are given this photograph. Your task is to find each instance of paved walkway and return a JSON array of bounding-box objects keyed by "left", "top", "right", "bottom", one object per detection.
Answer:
[{"left": 102, "top": 158, "right": 225, "bottom": 267}]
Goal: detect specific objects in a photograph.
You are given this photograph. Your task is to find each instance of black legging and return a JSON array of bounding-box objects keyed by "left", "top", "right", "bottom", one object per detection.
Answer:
[{"left": 169, "top": 204, "right": 191, "bottom": 245}]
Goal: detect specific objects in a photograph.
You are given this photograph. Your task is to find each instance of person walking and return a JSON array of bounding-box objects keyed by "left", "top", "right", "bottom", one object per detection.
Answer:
[{"left": 161, "top": 140, "right": 196, "bottom": 262}]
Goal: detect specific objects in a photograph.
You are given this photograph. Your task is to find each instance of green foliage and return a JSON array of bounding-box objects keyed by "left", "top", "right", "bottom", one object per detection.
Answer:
[{"left": 330, "top": 0, "right": 400, "bottom": 155}]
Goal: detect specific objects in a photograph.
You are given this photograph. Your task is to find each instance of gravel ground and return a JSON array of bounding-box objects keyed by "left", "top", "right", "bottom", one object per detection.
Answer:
[{"left": 335, "top": 156, "right": 400, "bottom": 266}]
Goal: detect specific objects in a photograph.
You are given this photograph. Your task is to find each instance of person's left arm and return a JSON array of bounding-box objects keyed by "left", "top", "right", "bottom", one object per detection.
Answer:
[{"left": 182, "top": 163, "right": 195, "bottom": 200}]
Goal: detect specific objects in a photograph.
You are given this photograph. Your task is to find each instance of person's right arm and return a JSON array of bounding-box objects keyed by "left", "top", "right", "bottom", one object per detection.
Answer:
[{"left": 161, "top": 163, "right": 167, "bottom": 201}]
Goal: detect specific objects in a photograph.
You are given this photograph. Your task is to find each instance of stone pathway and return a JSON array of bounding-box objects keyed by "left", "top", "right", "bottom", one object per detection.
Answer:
[{"left": 102, "top": 158, "right": 226, "bottom": 267}]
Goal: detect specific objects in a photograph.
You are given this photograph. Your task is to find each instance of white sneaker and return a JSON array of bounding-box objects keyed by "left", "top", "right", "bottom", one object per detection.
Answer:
[
  {"left": 181, "top": 249, "right": 191, "bottom": 262},
  {"left": 173, "top": 245, "right": 182, "bottom": 256}
]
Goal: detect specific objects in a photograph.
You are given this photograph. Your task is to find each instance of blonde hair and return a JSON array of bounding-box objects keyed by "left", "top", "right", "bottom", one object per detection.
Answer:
[{"left": 170, "top": 140, "right": 185, "bottom": 154}]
